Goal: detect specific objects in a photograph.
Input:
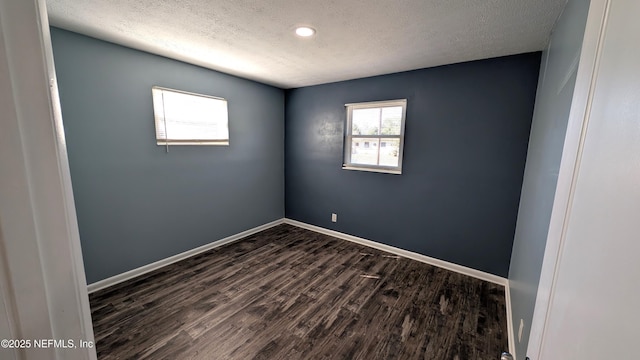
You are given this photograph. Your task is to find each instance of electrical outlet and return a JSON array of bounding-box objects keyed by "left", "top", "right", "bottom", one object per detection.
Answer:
[
  {"left": 331, "top": 213, "right": 337, "bottom": 222},
  {"left": 518, "top": 319, "right": 524, "bottom": 343}
]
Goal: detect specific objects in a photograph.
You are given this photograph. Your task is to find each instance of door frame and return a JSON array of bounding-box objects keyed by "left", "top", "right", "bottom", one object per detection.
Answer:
[
  {"left": 526, "top": 0, "right": 610, "bottom": 358},
  {"left": 0, "top": 0, "right": 96, "bottom": 359}
]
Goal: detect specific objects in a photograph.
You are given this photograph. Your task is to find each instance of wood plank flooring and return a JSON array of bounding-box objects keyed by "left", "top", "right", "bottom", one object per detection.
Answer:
[{"left": 89, "top": 224, "right": 508, "bottom": 359}]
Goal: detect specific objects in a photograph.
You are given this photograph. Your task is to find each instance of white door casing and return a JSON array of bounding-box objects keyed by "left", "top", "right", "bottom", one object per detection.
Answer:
[
  {"left": 528, "top": 0, "right": 640, "bottom": 358},
  {"left": 0, "top": 0, "right": 96, "bottom": 359},
  {"left": 526, "top": 0, "right": 610, "bottom": 357}
]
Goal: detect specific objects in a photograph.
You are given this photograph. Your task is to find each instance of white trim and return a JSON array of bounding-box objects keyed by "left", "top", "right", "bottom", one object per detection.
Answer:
[
  {"left": 152, "top": 85, "right": 226, "bottom": 101},
  {"left": 87, "top": 217, "right": 509, "bottom": 290},
  {"left": 341, "top": 165, "right": 401, "bottom": 174},
  {"left": 89, "top": 216, "right": 509, "bottom": 289},
  {"left": 283, "top": 219, "right": 508, "bottom": 286},
  {"left": 86, "top": 217, "right": 513, "bottom": 349},
  {"left": 527, "top": 1, "right": 610, "bottom": 358},
  {"left": 152, "top": 86, "right": 229, "bottom": 146},
  {"left": 505, "top": 281, "right": 516, "bottom": 359},
  {"left": 345, "top": 99, "right": 407, "bottom": 108},
  {"left": 0, "top": 1, "right": 96, "bottom": 359},
  {"left": 283, "top": 219, "right": 512, "bottom": 351},
  {"left": 156, "top": 140, "right": 230, "bottom": 146},
  {"left": 87, "top": 219, "right": 284, "bottom": 293},
  {"left": 343, "top": 99, "right": 407, "bottom": 175}
]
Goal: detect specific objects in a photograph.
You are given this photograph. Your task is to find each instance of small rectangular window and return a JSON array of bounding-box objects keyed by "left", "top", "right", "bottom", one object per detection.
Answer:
[
  {"left": 152, "top": 86, "right": 229, "bottom": 146},
  {"left": 343, "top": 99, "right": 407, "bottom": 174}
]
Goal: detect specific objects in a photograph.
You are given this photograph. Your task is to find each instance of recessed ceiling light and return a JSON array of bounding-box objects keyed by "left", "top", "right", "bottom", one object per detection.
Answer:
[{"left": 295, "top": 26, "right": 316, "bottom": 37}]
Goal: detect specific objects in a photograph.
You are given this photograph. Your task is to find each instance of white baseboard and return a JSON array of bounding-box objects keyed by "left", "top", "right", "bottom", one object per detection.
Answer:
[
  {"left": 88, "top": 216, "right": 514, "bottom": 352},
  {"left": 284, "top": 218, "right": 513, "bottom": 353},
  {"left": 283, "top": 218, "right": 508, "bottom": 286},
  {"left": 87, "top": 218, "right": 285, "bottom": 293},
  {"left": 505, "top": 282, "right": 516, "bottom": 359}
]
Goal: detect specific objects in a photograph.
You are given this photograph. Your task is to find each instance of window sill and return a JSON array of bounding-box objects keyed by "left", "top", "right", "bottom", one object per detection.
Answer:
[
  {"left": 342, "top": 165, "right": 402, "bottom": 175},
  {"left": 157, "top": 141, "right": 229, "bottom": 146}
]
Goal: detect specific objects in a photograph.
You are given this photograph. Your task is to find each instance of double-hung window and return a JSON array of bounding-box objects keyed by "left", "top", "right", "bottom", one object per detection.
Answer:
[
  {"left": 343, "top": 99, "right": 407, "bottom": 174},
  {"left": 152, "top": 86, "right": 229, "bottom": 146}
]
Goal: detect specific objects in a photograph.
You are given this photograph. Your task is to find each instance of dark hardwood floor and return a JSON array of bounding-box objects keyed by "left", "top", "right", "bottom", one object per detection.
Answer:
[{"left": 89, "top": 224, "right": 508, "bottom": 359}]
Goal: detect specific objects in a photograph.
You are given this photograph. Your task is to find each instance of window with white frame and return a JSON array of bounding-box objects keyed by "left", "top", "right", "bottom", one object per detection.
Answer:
[
  {"left": 151, "top": 86, "right": 229, "bottom": 146},
  {"left": 343, "top": 99, "right": 407, "bottom": 174}
]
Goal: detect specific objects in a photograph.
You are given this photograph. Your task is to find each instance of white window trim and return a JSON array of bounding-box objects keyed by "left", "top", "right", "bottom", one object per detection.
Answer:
[
  {"left": 152, "top": 86, "right": 229, "bottom": 147},
  {"left": 343, "top": 99, "right": 407, "bottom": 174}
]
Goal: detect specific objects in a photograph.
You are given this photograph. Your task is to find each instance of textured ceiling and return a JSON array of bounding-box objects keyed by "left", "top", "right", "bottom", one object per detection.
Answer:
[{"left": 46, "top": 0, "right": 567, "bottom": 89}]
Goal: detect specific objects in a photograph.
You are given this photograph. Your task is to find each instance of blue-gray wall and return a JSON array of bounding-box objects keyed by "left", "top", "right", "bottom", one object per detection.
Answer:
[
  {"left": 285, "top": 54, "right": 541, "bottom": 277},
  {"left": 51, "top": 28, "right": 284, "bottom": 284},
  {"left": 508, "top": 0, "right": 591, "bottom": 357}
]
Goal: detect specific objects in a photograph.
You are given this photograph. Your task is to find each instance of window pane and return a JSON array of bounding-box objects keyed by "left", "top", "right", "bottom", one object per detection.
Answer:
[
  {"left": 379, "top": 138, "right": 400, "bottom": 167},
  {"left": 352, "top": 108, "right": 380, "bottom": 135},
  {"left": 351, "top": 137, "right": 379, "bottom": 165},
  {"left": 380, "top": 106, "right": 402, "bottom": 135},
  {"left": 152, "top": 87, "right": 229, "bottom": 144},
  {"left": 162, "top": 91, "right": 228, "bottom": 140},
  {"left": 343, "top": 99, "right": 406, "bottom": 173}
]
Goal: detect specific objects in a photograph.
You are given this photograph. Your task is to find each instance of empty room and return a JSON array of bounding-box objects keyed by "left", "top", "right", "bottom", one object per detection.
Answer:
[{"left": 2, "top": 0, "right": 640, "bottom": 360}]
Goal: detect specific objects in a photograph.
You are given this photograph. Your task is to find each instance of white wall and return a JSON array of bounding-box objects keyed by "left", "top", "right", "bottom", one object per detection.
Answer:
[{"left": 532, "top": 0, "right": 640, "bottom": 358}]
